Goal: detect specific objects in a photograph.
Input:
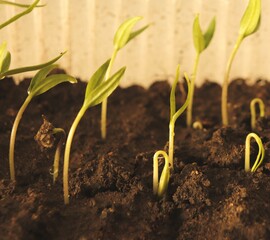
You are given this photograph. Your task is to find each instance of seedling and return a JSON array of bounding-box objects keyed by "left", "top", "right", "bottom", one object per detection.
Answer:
[
  {"left": 63, "top": 59, "right": 126, "bottom": 204},
  {"left": 0, "top": 0, "right": 43, "bottom": 30},
  {"left": 193, "top": 121, "right": 203, "bottom": 130},
  {"left": 250, "top": 98, "right": 265, "bottom": 131},
  {"left": 9, "top": 64, "right": 77, "bottom": 181},
  {"left": 35, "top": 115, "right": 65, "bottom": 183},
  {"left": 186, "top": 14, "right": 215, "bottom": 127},
  {"left": 153, "top": 65, "right": 190, "bottom": 198},
  {"left": 0, "top": 42, "right": 67, "bottom": 80},
  {"left": 101, "top": 16, "right": 148, "bottom": 139},
  {"left": 221, "top": 0, "right": 261, "bottom": 126},
  {"left": 245, "top": 133, "right": 265, "bottom": 172}
]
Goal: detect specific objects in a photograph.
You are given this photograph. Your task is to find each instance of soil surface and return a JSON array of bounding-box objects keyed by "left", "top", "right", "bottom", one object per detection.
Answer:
[{"left": 1, "top": 75, "right": 270, "bottom": 240}]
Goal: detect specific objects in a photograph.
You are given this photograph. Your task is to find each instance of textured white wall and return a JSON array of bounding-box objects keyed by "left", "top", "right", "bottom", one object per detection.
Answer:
[{"left": 0, "top": 0, "right": 269, "bottom": 87}]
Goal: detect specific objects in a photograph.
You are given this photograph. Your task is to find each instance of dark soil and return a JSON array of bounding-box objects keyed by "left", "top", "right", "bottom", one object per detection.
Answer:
[{"left": 1, "top": 76, "right": 270, "bottom": 240}]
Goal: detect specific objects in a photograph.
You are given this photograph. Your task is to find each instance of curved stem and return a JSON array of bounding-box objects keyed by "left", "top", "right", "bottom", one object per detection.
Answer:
[
  {"left": 101, "top": 48, "right": 118, "bottom": 139},
  {"left": 9, "top": 95, "right": 32, "bottom": 181},
  {"left": 250, "top": 98, "right": 265, "bottom": 131},
  {"left": 221, "top": 34, "right": 243, "bottom": 126},
  {"left": 186, "top": 53, "right": 200, "bottom": 127},
  {"left": 63, "top": 107, "right": 86, "bottom": 204}
]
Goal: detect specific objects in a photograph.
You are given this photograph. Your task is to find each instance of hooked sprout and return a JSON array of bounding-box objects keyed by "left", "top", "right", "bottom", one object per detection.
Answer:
[
  {"left": 34, "top": 115, "right": 65, "bottom": 183},
  {"left": 250, "top": 98, "right": 265, "bottom": 131},
  {"left": 0, "top": 0, "right": 43, "bottom": 30},
  {"left": 9, "top": 64, "right": 77, "bottom": 181},
  {"left": 101, "top": 16, "right": 149, "bottom": 139},
  {"left": 186, "top": 14, "right": 215, "bottom": 127},
  {"left": 63, "top": 59, "right": 126, "bottom": 204},
  {"left": 153, "top": 151, "right": 170, "bottom": 198},
  {"left": 193, "top": 121, "right": 203, "bottom": 130},
  {"left": 221, "top": 0, "right": 261, "bottom": 126},
  {"left": 245, "top": 133, "right": 265, "bottom": 172}
]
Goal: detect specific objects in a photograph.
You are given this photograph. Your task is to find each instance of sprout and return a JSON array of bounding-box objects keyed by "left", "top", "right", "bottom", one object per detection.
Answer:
[
  {"left": 245, "top": 133, "right": 265, "bottom": 172},
  {"left": 221, "top": 0, "right": 261, "bottom": 126},
  {"left": 101, "top": 16, "right": 149, "bottom": 139},
  {"left": 0, "top": 0, "right": 43, "bottom": 30},
  {"left": 9, "top": 64, "right": 77, "bottom": 181},
  {"left": 186, "top": 14, "right": 215, "bottom": 127},
  {"left": 193, "top": 121, "right": 203, "bottom": 130},
  {"left": 0, "top": 42, "right": 67, "bottom": 80},
  {"left": 63, "top": 59, "right": 126, "bottom": 204},
  {"left": 34, "top": 115, "right": 65, "bottom": 183},
  {"left": 250, "top": 98, "right": 265, "bottom": 131},
  {"left": 153, "top": 151, "right": 170, "bottom": 198}
]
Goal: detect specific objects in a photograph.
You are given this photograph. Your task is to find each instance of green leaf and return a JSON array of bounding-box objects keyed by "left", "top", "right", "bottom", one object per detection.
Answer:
[
  {"left": 126, "top": 24, "right": 149, "bottom": 44},
  {"left": 113, "top": 16, "right": 143, "bottom": 51},
  {"left": 203, "top": 17, "right": 216, "bottom": 49},
  {"left": 0, "top": 51, "right": 66, "bottom": 79},
  {"left": 239, "top": 0, "right": 261, "bottom": 38},
  {"left": 83, "top": 67, "right": 126, "bottom": 109},
  {"left": 0, "top": 0, "right": 45, "bottom": 7},
  {"left": 1, "top": 51, "right": 11, "bottom": 74},
  {"left": 85, "top": 59, "right": 110, "bottom": 98},
  {"left": 0, "top": 0, "right": 40, "bottom": 30},
  {"left": 193, "top": 15, "right": 205, "bottom": 54}
]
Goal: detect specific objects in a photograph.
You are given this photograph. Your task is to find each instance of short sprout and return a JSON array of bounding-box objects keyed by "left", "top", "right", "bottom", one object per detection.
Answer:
[
  {"left": 245, "top": 133, "right": 265, "bottom": 172},
  {"left": 193, "top": 121, "right": 203, "bottom": 130},
  {"left": 250, "top": 98, "right": 265, "bottom": 131}
]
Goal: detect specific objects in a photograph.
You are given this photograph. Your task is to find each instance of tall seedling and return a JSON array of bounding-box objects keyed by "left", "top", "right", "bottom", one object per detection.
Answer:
[
  {"left": 101, "top": 16, "right": 148, "bottom": 139},
  {"left": 221, "top": 0, "right": 261, "bottom": 126}
]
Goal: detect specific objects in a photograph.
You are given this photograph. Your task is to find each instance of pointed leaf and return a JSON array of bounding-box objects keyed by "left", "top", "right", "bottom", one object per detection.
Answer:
[
  {"left": 83, "top": 67, "right": 126, "bottom": 109},
  {"left": 193, "top": 15, "right": 205, "bottom": 54},
  {"left": 127, "top": 24, "right": 149, "bottom": 44},
  {"left": 0, "top": 51, "right": 66, "bottom": 79},
  {"left": 239, "top": 0, "right": 261, "bottom": 38},
  {"left": 203, "top": 17, "right": 216, "bottom": 49},
  {"left": 113, "top": 16, "right": 143, "bottom": 51},
  {"left": 0, "top": 42, "right": 8, "bottom": 72},
  {"left": 85, "top": 59, "right": 110, "bottom": 100},
  {"left": 29, "top": 74, "right": 77, "bottom": 97},
  {"left": 1, "top": 51, "right": 11, "bottom": 74}
]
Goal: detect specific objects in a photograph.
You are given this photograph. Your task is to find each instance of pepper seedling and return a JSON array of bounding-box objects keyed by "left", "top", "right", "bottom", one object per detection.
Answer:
[
  {"left": 101, "top": 16, "right": 149, "bottom": 139},
  {"left": 153, "top": 65, "right": 190, "bottom": 198},
  {"left": 250, "top": 98, "right": 265, "bottom": 131},
  {"left": 186, "top": 14, "right": 215, "bottom": 127},
  {"left": 9, "top": 64, "right": 77, "bottom": 181},
  {"left": 35, "top": 115, "right": 65, "bottom": 183},
  {"left": 63, "top": 59, "right": 126, "bottom": 204},
  {"left": 245, "top": 132, "right": 265, "bottom": 172},
  {"left": 221, "top": 0, "right": 261, "bottom": 126},
  {"left": 0, "top": 0, "right": 43, "bottom": 30}
]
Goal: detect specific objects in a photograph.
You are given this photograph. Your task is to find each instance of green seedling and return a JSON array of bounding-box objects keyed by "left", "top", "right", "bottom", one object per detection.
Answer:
[
  {"left": 153, "top": 65, "right": 190, "bottom": 198},
  {"left": 63, "top": 59, "right": 126, "bottom": 204},
  {"left": 0, "top": 42, "right": 67, "bottom": 80},
  {"left": 186, "top": 14, "right": 215, "bottom": 127},
  {"left": 250, "top": 98, "right": 265, "bottom": 131},
  {"left": 35, "top": 115, "right": 65, "bottom": 183},
  {"left": 245, "top": 132, "right": 264, "bottom": 172},
  {"left": 0, "top": 0, "right": 43, "bottom": 30},
  {"left": 153, "top": 151, "right": 170, "bottom": 197},
  {"left": 9, "top": 64, "right": 77, "bottom": 181},
  {"left": 221, "top": 0, "right": 261, "bottom": 126},
  {"left": 193, "top": 121, "right": 203, "bottom": 130},
  {"left": 101, "top": 16, "right": 148, "bottom": 139}
]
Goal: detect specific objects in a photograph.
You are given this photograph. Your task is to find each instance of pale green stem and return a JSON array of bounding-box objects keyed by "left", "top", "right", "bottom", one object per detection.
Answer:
[
  {"left": 245, "top": 133, "right": 265, "bottom": 172},
  {"left": 153, "top": 150, "right": 170, "bottom": 197},
  {"left": 221, "top": 34, "right": 244, "bottom": 126},
  {"left": 168, "top": 120, "right": 175, "bottom": 169},
  {"left": 52, "top": 128, "right": 65, "bottom": 184},
  {"left": 101, "top": 48, "right": 118, "bottom": 139},
  {"left": 186, "top": 52, "right": 200, "bottom": 127},
  {"left": 250, "top": 98, "right": 265, "bottom": 131},
  {"left": 63, "top": 107, "right": 86, "bottom": 204},
  {"left": 9, "top": 95, "right": 33, "bottom": 181}
]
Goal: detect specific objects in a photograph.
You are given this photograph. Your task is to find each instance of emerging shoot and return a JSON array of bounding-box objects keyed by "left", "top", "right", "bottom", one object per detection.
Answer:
[
  {"left": 250, "top": 98, "right": 265, "bottom": 131},
  {"left": 35, "top": 115, "right": 66, "bottom": 183},
  {"left": 245, "top": 133, "right": 265, "bottom": 172},
  {"left": 63, "top": 59, "right": 126, "bottom": 204},
  {"left": 221, "top": 0, "right": 261, "bottom": 126},
  {"left": 193, "top": 121, "right": 203, "bottom": 130},
  {"left": 9, "top": 65, "right": 77, "bottom": 181},
  {"left": 186, "top": 14, "right": 215, "bottom": 127},
  {"left": 101, "top": 16, "right": 148, "bottom": 139}
]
